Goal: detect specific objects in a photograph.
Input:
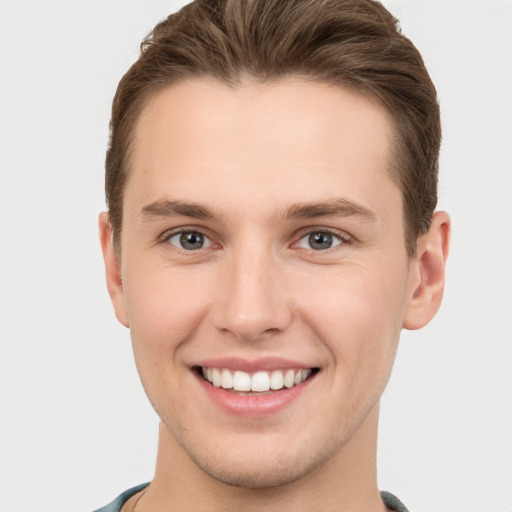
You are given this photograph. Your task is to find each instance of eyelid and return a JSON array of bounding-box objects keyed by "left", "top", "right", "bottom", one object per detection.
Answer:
[
  {"left": 159, "top": 226, "right": 219, "bottom": 249},
  {"left": 168, "top": 232, "right": 213, "bottom": 250},
  {"left": 294, "top": 227, "right": 352, "bottom": 243},
  {"left": 157, "top": 225, "right": 352, "bottom": 251}
]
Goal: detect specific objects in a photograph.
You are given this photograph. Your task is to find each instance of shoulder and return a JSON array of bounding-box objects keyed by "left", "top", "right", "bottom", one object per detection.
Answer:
[
  {"left": 380, "top": 491, "right": 411, "bottom": 512},
  {"left": 92, "top": 485, "right": 407, "bottom": 512},
  {"left": 92, "top": 483, "right": 150, "bottom": 512}
]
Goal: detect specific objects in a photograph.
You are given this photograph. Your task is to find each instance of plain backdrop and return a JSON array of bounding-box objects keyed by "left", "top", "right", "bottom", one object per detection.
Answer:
[{"left": 1, "top": 1, "right": 511, "bottom": 511}]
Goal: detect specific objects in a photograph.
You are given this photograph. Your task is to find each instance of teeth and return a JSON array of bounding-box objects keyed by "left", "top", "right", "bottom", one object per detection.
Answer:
[
  {"left": 201, "top": 367, "right": 313, "bottom": 392},
  {"left": 270, "top": 370, "right": 284, "bottom": 390},
  {"left": 284, "top": 369, "right": 295, "bottom": 388},
  {"left": 221, "top": 369, "right": 233, "bottom": 389},
  {"left": 212, "top": 368, "right": 222, "bottom": 387},
  {"left": 233, "top": 371, "right": 251, "bottom": 391},
  {"left": 251, "top": 371, "right": 270, "bottom": 392}
]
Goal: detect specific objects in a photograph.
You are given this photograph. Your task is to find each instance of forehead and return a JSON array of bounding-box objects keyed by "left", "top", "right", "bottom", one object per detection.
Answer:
[{"left": 127, "top": 78, "right": 399, "bottom": 220}]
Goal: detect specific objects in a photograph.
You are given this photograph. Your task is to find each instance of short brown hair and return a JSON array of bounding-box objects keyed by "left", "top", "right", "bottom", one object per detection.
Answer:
[{"left": 106, "top": 0, "right": 440, "bottom": 256}]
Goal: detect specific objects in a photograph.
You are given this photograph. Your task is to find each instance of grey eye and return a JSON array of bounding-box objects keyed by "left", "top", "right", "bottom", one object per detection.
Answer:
[
  {"left": 298, "top": 231, "right": 343, "bottom": 251},
  {"left": 168, "top": 231, "right": 211, "bottom": 250}
]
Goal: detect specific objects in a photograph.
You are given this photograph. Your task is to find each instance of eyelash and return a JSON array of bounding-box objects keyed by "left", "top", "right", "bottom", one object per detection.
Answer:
[
  {"left": 160, "top": 227, "right": 351, "bottom": 252},
  {"left": 160, "top": 227, "right": 217, "bottom": 252},
  {"left": 295, "top": 228, "right": 351, "bottom": 252}
]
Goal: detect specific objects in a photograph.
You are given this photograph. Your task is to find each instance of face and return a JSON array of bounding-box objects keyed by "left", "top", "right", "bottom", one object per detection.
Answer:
[{"left": 105, "top": 78, "right": 421, "bottom": 487}]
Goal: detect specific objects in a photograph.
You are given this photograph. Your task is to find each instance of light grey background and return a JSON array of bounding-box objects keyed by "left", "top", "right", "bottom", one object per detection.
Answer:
[{"left": 1, "top": 1, "right": 511, "bottom": 511}]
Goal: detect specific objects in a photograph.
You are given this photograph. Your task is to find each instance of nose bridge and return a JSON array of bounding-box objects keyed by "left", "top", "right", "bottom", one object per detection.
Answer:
[{"left": 212, "top": 239, "right": 291, "bottom": 341}]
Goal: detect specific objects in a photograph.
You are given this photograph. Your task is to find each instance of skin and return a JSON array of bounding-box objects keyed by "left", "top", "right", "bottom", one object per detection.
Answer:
[{"left": 100, "top": 78, "right": 450, "bottom": 512}]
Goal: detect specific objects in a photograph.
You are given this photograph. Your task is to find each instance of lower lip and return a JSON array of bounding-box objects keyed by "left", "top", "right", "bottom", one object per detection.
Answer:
[{"left": 194, "top": 371, "right": 317, "bottom": 417}]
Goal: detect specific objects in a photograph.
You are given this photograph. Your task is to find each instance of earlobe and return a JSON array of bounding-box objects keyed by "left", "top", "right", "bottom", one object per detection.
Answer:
[
  {"left": 403, "top": 211, "right": 451, "bottom": 330},
  {"left": 98, "top": 212, "right": 130, "bottom": 328}
]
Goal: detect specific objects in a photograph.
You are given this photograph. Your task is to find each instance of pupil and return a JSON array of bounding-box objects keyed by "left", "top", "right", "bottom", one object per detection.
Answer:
[
  {"left": 180, "top": 231, "right": 204, "bottom": 250},
  {"left": 309, "top": 232, "right": 332, "bottom": 250}
]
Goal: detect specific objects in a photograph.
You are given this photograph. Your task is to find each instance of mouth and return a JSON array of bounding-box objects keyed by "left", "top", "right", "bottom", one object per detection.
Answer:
[{"left": 195, "top": 366, "right": 320, "bottom": 395}]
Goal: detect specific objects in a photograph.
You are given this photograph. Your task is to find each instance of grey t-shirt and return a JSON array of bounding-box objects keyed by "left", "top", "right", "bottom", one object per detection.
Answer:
[{"left": 92, "top": 484, "right": 411, "bottom": 512}]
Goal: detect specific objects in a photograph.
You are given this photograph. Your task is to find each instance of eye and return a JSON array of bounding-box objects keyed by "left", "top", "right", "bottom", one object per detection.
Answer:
[
  {"left": 297, "top": 231, "right": 344, "bottom": 251},
  {"left": 167, "top": 230, "right": 212, "bottom": 251}
]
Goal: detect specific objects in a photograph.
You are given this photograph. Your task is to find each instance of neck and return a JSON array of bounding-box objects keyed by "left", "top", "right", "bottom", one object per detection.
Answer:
[{"left": 139, "top": 404, "right": 386, "bottom": 512}]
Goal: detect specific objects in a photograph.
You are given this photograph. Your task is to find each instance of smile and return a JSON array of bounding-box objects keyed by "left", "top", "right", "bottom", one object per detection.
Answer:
[
  {"left": 193, "top": 359, "right": 320, "bottom": 416},
  {"left": 200, "top": 367, "right": 315, "bottom": 393}
]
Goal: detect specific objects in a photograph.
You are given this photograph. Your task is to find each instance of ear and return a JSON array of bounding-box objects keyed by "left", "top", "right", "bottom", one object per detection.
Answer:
[
  {"left": 403, "top": 211, "right": 451, "bottom": 330},
  {"left": 98, "top": 212, "right": 130, "bottom": 327}
]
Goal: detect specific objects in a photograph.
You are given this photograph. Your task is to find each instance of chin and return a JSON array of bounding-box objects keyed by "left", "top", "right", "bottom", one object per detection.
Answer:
[
  {"left": 190, "top": 452, "right": 314, "bottom": 489},
  {"left": 180, "top": 433, "right": 343, "bottom": 490}
]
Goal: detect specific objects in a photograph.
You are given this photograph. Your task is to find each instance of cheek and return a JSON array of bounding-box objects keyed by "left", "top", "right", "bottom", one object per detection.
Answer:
[
  {"left": 122, "top": 263, "right": 214, "bottom": 362},
  {"left": 297, "top": 260, "right": 408, "bottom": 374},
  {"left": 121, "top": 264, "right": 216, "bottom": 423}
]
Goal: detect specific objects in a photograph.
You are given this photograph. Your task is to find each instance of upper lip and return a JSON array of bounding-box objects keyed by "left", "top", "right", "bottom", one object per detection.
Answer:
[{"left": 194, "top": 357, "right": 317, "bottom": 372}]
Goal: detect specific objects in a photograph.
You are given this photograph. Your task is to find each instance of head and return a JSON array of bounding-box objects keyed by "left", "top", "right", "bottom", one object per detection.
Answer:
[
  {"left": 100, "top": 0, "right": 450, "bottom": 494},
  {"left": 106, "top": 0, "right": 441, "bottom": 258}
]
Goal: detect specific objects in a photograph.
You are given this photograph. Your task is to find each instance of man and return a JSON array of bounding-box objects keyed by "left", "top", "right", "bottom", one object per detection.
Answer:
[{"left": 97, "top": 0, "right": 450, "bottom": 510}]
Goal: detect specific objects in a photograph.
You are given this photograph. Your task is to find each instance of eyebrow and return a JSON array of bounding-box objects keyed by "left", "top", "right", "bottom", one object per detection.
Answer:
[
  {"left": 139, "top": 197, "right": 376, "bottom": 223},
  {"left": 282, "top": 198, "right": 377, "bottom": 222},
  {"left": 140, "top": 200, "right": 218, "bottom": 221}
]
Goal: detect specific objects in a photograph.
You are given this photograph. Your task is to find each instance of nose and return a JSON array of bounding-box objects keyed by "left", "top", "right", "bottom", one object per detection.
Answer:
[{"left": 211, "top": 247, "right": 292, "bottom": 342}]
